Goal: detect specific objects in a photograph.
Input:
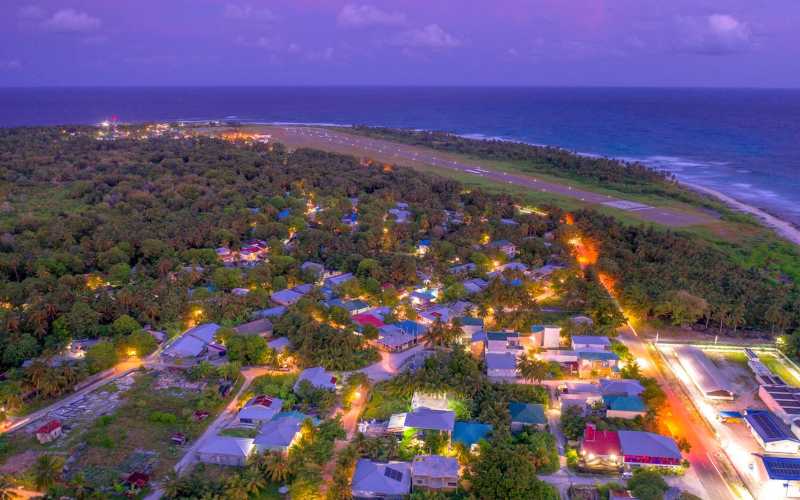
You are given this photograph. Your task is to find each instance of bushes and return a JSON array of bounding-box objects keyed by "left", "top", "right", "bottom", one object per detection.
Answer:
[{"left": 149, "top": 411, "right": 178, "bottom": 425}]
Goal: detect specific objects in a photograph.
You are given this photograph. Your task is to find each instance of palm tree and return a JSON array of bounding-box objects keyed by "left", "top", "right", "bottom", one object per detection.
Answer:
[
  {"left": 517, "top": 355, "right": 549, "bottom": 385},
  {"left": 33, "top": 454, "right": 64, "bottom": 492},
  {"left": 161, "top": 471, "right": 183, "bottom": 499},
  {"left": 265, "top": 451, "right": 290, "bottom": 483},
  {"left": 223, "top": 474, "right": 250, "bottom": 500},
  {"left": 0, "top": 474, "right": 17, "bottom": 500}
]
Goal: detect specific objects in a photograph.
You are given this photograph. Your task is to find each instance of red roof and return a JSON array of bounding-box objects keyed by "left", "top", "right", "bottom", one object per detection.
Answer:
[
  {"left": 251, "top": 395, "right": 274, "bottom": 407},
  {"left": 582, "top": 424, "right": 620, "bottom": 457},
  {"left": 36, "top": 420, "right": 61, "bottom": 434},
  {"left": 126, "top": 472, "right": 150, "bottom": 487},
  {"left": 352, "top": 314, "right": 384, "bottom": 328}
]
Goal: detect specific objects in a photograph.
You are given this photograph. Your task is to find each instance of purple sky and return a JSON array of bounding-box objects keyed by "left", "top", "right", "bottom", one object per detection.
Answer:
[{"left": 2, "top": 0, "right": 799, "bottom": 87}]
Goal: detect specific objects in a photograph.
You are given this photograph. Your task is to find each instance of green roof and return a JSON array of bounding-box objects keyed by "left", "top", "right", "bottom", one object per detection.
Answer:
[
  {"left": 508, "top": 402, "right": 546, "bottom": 425},
  {"left": 603, "top": 395, "right": 646, "bottom": 412}
]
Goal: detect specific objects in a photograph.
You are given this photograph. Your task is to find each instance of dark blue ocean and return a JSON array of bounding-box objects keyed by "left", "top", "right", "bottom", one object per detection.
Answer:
[{"left": 2, "top": 86, "right": 799, "bottom": 226}]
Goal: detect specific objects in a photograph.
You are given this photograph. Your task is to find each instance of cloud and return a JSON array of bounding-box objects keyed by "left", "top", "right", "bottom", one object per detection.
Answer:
[
  {"left": 677, "top": 14, "right": 752, "bottom": 55},
  {"left": 224, "top": 4, "right": 276, "bottom": 22},
  {"left": 337, "top": 4, "right": 406, "bottom": 29},
  {"left": 42, "top": 8, "right": 101, "bottom": 33},
  {"left": 394, "top": 24, "right": 461, "bottom": 49},
  {"left": 18, "top": 5, "right": 45, "bottom": 19},
  {"left": 0, "top": 60, "right": 22, "bottom": 71}
]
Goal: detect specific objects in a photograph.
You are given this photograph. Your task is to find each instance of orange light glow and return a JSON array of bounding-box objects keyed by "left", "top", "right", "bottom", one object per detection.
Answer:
[
  {"left": 573, "top": 239, "right": 598, "bottom": 267},
  {"left": 598, "top": 272, "right": 617, "bottom": 297},
  {"left": 564, "top": 213, "right": 575, "bottom": 225}
]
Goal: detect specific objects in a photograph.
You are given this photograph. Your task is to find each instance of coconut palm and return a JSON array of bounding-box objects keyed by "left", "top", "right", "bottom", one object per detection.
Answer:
[
  {"left": 0, "top": 474, "right": 17, "bottom": 500},
  {"left": 265, "top": 452, "right": 291, "bottom": 483},
  {"left": 33, "top": 454, "right": 64, "bottom": 491},
  {"left": 517, "top": 355, "right": 549, "bottom": 385}
]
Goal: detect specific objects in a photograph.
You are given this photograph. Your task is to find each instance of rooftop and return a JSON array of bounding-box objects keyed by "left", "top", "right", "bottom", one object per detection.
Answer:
[
  {"left": 351, "top": 459, "right": 411, "bottom": 496},
  {"left": 452, "top": 422, "right": 492, "bottom": 447},
  {"left": 403, "top": 408, "right": 456, "bottom": 432},
  {"left": 745, "top": 409, "right": 799, "bottom": 443},
  {"left": 411, "top": 455, "right": 459, "bottom": 478},
  {"left": 604, "top": 395, "right": 647, "bottom": 413},
  {"left": 508, "top": 402, "right": 546, "bottom": 425}
]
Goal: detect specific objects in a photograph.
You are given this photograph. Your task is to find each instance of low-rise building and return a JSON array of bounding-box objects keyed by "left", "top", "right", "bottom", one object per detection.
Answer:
[
  {"left": 759, "top": 384, "right": 800, "bottom": 425},
  {"left": 351, "top": 459, "right": 411, "bottom": 499},
  {"left": 486, "top": 352, "right": 519, "bottom": 379},
  {"left": 508, "top": 402, "right": 546, "bottom": 431},
  {"left": 618, "top": 430, "right": 682, "bottom": 469},
  {"left": 163, "top": 323, "right": 221, "bottom": 359},
  {"left": 531, "top": 325, "right": 561, "bottom": 349},
  {"left": 376, "top": 325, "right": 418, "bottom": 352},
  {"left": 270, "top": 288, "right": 305, "bottom": 307},
  {"left": 411, "top": 455, "right": 459, "bottom": 492},
  {"left": 675, "top": 346, "right": 736, "bottom": 401},
  {"left": 581, "top": 424, "right": 622, "bottom": 468},
  {"left": 234, "top": 318, "right": 273, "bottom": 338},
  {"left": 238, "top": 395, "right": 283, "bottom": 425},
  {"left": 603, "top": 395, "right": 647, "bottom": 419},
  {"left": 577, "top": 350, "right": 620, "bottom": 378},
  {"left": 600, "top": 378, "right": 645, "bottom": 397},
  {"left": 196, "top": 436, "right": 254, "bottom": 467},
  {"left": 294, "top": 366, "right": 337, "bottom": 392},
  {"left": 452, "top": 421, "right": 492, "bottom": 451},
  {"left": 254, "top": 414, "right": 305, "bottom": 454},
  {"left": 754, "top": 455, "right": 800, "bottom": 498},
  {"left": 36, "top": 420, "right": 63, "bottom": 444},
  {"left": 744, "top": 409, "right": 800, "bottom": 454},
  {"left": 571, "top": 335, "right": 611, "bottom": 351},
  {"left": 389, "top": 408, "right": 456, "bottom": 434}
]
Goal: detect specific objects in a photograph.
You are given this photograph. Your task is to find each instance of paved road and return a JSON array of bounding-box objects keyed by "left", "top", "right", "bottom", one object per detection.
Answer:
[
  {"left": 261, "top": 126, "right": 711, "bottom": 228},
  {"left": 620, "top": 327, "right": 740, "bottom": 500},
  {"left": 357, "top": 344, "right": 428, "bottom": 382}
]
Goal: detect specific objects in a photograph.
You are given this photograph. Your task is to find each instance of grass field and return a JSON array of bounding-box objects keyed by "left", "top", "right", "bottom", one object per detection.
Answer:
[{"left": 759, "top": 353, "right": 800, "bottom": 387}]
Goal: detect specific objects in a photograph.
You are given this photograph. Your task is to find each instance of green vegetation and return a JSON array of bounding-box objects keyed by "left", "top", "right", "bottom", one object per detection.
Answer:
[{"left": 760, "top": 353, "right": 800, "bottom": 387}]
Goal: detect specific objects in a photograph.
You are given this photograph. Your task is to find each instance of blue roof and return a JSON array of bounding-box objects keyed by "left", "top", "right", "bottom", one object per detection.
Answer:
[
  {"left": 762, "top": 455, "right": 800, "bottom": 480},
  {"left": 419, "top": 239, "right": 431, "bottom": 246},
  {"left": 508, "top": 402, "right": 546, "bottom": 425},
  {"left": 452, "top": 422, "right": 492, "bottom": 447},
  {"left": 603, "top": 395, "right": 647, "bottom": 412},
  {"left": 277, "top": 208, "right": 291, "bottom": 220},
  {"left": 460, "top": 317, "right": 484, "bottom": 327},
  {"left": 395, "top": 320, "right": 427, "bottom": 337},
  {"left": 578, "top": 351, "right": 619, "bottom": 361},
  {"left": 745, "top": 409, "right": 798, "bottom": 443}
]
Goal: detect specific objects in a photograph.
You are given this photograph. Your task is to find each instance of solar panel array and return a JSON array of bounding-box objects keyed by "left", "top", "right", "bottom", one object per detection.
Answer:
[
  {"left": 763, "top": 456, "right": 800, "bottom": 480},
  {"left": 384, "top": 467, "right": 404, "bottom": 482},
  {"left": 763, "top": 385, "right": 800, "bottom": 415},
  {"left": 748, "top": 410, "right": 792, "bottom": 440}
]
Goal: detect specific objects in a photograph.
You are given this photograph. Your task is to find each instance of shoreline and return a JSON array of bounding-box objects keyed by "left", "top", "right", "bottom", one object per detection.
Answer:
[{"left": 680, "top": 181, "right": 800, "bottom": 246}]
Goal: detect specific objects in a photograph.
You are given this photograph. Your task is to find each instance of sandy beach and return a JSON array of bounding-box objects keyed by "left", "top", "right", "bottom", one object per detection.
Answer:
[{"left": 685, "top": 182, "right": 800, "bottom": 246}]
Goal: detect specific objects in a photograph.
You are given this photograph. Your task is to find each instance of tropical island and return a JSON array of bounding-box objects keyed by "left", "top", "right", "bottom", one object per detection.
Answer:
[{"left": 0, "top": 122, "right": 798, "bottom": 499}]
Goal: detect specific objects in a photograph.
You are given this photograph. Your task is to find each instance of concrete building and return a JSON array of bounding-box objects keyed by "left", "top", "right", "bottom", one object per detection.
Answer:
[
  {"left": 351, "top": 459, "right": 411, "bottom": 500},
  {"left": 294, "top": 366, "right": 337, "bottom": 392},
  {"left": 253, "top": 414, "right": 305, "bottom": 454},
  {"left": 411, "top": 455, "right": 459, "bottom": 492},
  {"left": 754, "top": 455, "right": 800, "bottom": 499},
  {"left": 486, "top": 351, "right": 519, "bottom": 379},
  {"left": 744, "top": 409, "right": 800, "bottom": 454},
  {"left": 196, "top": 436, "right": 254, "bottom": 467},
  {"left": 759, "top": 384, "right": 800, "bottom": 425},
  {"left": 531, "top": 324, "right": 561, "bottom": 349},
  {"left": 509, "top": 402, "right": 546, "bottom": 431},
  {"left": 571, "top": 335, "right": 611, "bottom": 351},
  {"left": 604, "top": 395, "right": 647, "bottom": 420},
  {"left": 618, "top": 430, "right": 682, "bottom": 469},
  {"left": 234, "top": 318, "right": 273, "bottom": 338}
]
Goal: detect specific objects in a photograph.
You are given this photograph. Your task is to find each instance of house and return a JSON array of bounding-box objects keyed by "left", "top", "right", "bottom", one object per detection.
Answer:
[
  {"left": 389, "top": 208, "right": 412, "bottom": 223},
  {"left": 196, "top": 436, "right": 254, "bottom": 467},
  {"left": 462, "top": 278, "right": 488, "bottom": 295},
  {"left": 300, "top": 261, "right": 326, "bottom": 278},
  {"left": 604, "top": 395, "right": 647, "bottom": 419},
  {"left": 389, "top": 408, "right": 456, "bottom": 434},
  {"left": 600, "top": 379, "right": 645, "bottom": 397},
  {"left": 354, "top": 313, "right": 385, "bottom": 329},
  {"left": 486, "top": 331, "right": 522, "bottom": 353},
  {"left": 36, "top": 420, "right": 63, "bottom": 444},
  {"left": 376, "top": 325, "right": 418, "bottom": 352},
  {"left": 254, "top": 414, "right": 305, "bottom": 453},
  {"left": 125, "top": 472, "right": 150, "bottom": 490},
  {"left": 231, "top": 288, "right": 250, "bottom": 296},
  {"left": 488, "top": 240, "right": 516, "bottom": 258},
  {"left": 411, "top": 455, "right": 459, "bottom": 492},
  {"left": 754, "top": 455, "right": 800, "bottom": 498},
  {"left": 238, "top": 395, "right": 283, "bottom": 425},
  {"left": 531, "top": 325, "right": 561, "bottom": 349},
  {"left": 577, "top": 351, "right": 620, "bottom": 378},
  {"left": 452, "top": 422, "right": 492, "bottom": 451},
  {"left": 448, "top": 263, "right": 477, "bottom": 275},
  {"left": 277, "top": 208, "right": 291, "bottom": 220},
  {"left": 164, "top": 323, "right": 220, "bottom": 359},
  {"left": 508, "top": 402, "right": 547, "bottom": 431},
  {"left": 558, "top": 382, "right": 603, "bottom": 412},
  {"left": 416, "top": 239, "right": 431, "bottom": 256},
  {"left": 457, "top": 317, "right": 483, "bottom": 344},
  {"left": 254, "top": 306, "right": 287, "bottom": 319},
  {"left": 294, "top": 366, "right": 337, "bottom": 392},
  {"left": 411, "top": 392, "right": 449, "bottom": 411},
  {"left": 744, "top": 409, "right": 800, "bottom": 454},
  {"left": 486, "top": 352, "right": 519, "bottom": 379},
  {"left": 339, "top": 299, "right": 371, "bottom": 315},
  {"left": 351, "top": 459, "right": 411, "bottom": 500},
  {"left": 675, "top": 346, "right": 736, "bottom": 401},
  {"left": 571, "top": 335, "right": 611, "bottom": 351},
  {"left": 216, "top": 247, "right": 236, "bottom": 264},
  {"left": 270, "top": 288, "right": 305, "bottom": 307},
  {"left": 491, "top": 262, "right": 528, "bottom": 275},
  {"left": 395, "top": 320, "right": 428, "bottom": 339},
  {"left": 268, "top": 337, "right": 291, "bottom": 353},
  {"left": 239, "top": 246, "right": 262, "bottom": 262},
  {"left": 581, "top": 424, "right": 622, "bottom": 468},
  {"left": 618, "top": 430, "right": 682, "bottom": 469},
  {"left": 324, "top": 272, "right": 354, "bottom": 289},
  {"left": 341, "top": 213, "right": 359, "bottom": 227},
  {"left": 234, "top": 319, "right": 273, "bottom": 338}
]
